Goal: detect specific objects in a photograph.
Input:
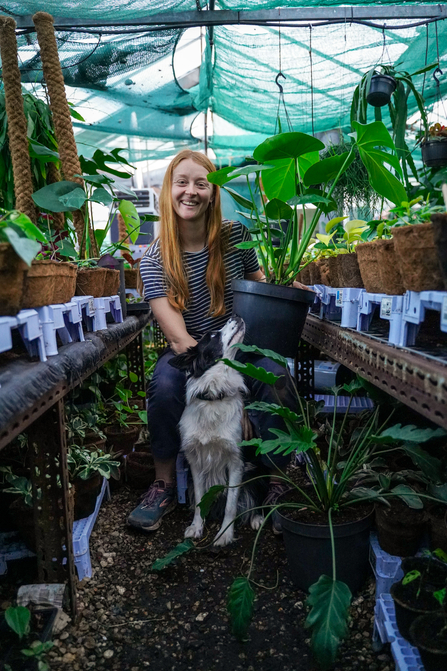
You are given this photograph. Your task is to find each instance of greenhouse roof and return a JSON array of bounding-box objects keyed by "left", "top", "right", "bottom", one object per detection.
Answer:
[{"left": 1, "top": 2, "right": 447, "bottom": 164}]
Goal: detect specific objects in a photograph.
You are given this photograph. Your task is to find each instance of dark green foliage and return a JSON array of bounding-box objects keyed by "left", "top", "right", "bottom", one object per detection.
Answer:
[
  {"left": 227, "top": 577, "right": 255, "bottom": 641},
  {"left": 5, "top": 606, "right": 31, "bottom": 640},
  {"left": 197, "top": 484, "right": 226, "bottom": 519},
  {"left": 151, "top": 539, "right": 195, "bottom": 571}
]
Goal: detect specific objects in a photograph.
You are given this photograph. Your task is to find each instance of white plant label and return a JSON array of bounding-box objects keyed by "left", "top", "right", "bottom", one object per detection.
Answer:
[
  {"left": 336, "top": 289, "right": 343, "bottom": 307},
  {"left": 381, "top": 298, "right": 392, "bottom": 318}
]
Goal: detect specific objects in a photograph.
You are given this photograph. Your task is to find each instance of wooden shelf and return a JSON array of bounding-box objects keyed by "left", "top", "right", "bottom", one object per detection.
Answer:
[{"left": 301, "top": 314, "right": 447, "bottom": 429}]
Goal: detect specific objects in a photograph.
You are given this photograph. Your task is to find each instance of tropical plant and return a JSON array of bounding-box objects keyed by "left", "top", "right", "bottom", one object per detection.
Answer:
[
  {"left": 5, "top": 606, "right": 31, "bottom": 640},
  {"left": 67, "top": 446, "right": 120, "bottom": 481},
  {"left": 0, "top": 208, "right": 46, "bottom": 265},
  {"left": 208, "top": 120, "right": 407, "bottom": 285},
  {"left": 20, "top": 639, "right": 53, "bottom": 671},
  {"left": 313, "top": 217, "right": 368, "bottom": 256},
  {"left": 0, "top": 466, "right": 34, "bottom": 506}
]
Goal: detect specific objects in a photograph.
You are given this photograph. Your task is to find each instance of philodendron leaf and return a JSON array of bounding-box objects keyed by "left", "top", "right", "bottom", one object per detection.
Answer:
[
  {"left": 244, "top": 401, "right": 301, "bottom": 424},
  {"left": 428, "top": 483, "right": 447, "bottom": 503},
  {"left": 220, "top": 359, "right": 282, "bottom": 385},
  {"left": 264, "top": 198, "right": 293, "bottom": 220},
  {"left": 227, "top": 164, "right": 275, "bottom": 178},
  {"left": 59, "top": 188, "right": 86, "bottom": 210},
  {"left": 231, "top": 343, "right": 288, "bottom": 368},
  {"left": 392, "top": 484, "right": 423, "bottom": 509},
  {"left": 207, "top": 166, "right": 239, "bottom": 186},
  {"left": 5, "top": 606, "right": 31, "bottom": 639},
  {"left": 402, "top": 444, "right": 443, "bottom": 483},
  {"left": 305, "top": 575, "right": 352, "bottom": 669},
  {"left": 3, "top": 227, "right": 40, "bottom": 265},
  {"left": 223, "top": 187, "right": 254, "bottom": 211},
  {"left": 253, "top": 132, "right": 324, "bottom": 162},
  {"left": 341, "top": 379, "right": 364, "bottom": 395},
  {"left": 89, "top": 187, "right": 114, "bottom": 206},
  {"left": 261, "top": 158, "right": 296, "bottom": 201},
  {"left": 32, "top": 180, "right": 86, "bottom": 212},
  {"left": 373, "top": 424, "right": 447, "bottom": 445},
  {"left": 118, "top": 199, "right": 140, "bottom": 244},
  {"left": 303, "top": 151, "right": 354, "bottom": 187},
  {"left": 151, "top": 539, "right": 195, "bottom": 571},
  {"left": 198, "top": 484, "right": 226, "bottom": 519},
  {"left": 227, "top": 576, "right": 255, "bottom": 641}
]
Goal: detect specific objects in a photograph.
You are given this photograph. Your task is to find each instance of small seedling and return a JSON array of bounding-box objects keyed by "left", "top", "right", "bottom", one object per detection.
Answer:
[{"left": 5, "top": 606, "right": 31, "bottom": 639}]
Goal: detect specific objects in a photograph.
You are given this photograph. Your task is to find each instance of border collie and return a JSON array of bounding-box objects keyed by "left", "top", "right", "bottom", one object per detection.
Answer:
[{"left": 169, "top": 317, "right": 264, "bottom": 546}]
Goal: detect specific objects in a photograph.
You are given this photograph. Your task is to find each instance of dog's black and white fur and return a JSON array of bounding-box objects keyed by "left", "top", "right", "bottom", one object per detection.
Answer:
[{"left": 169, "top": 317, "right": 264, "bottom": 546}]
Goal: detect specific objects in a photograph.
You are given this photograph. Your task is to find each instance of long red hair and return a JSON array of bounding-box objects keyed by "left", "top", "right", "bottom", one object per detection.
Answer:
[{"left": 158, "top": 150, "right": 228, "bottom": 316}]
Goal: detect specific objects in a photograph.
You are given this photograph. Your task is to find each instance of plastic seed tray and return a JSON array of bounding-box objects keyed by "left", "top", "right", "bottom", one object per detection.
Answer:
[
  {"left": 369, "top": 532, "right": 404, "bottom": 599},
  {"left": 373, "top": 595, "right": 424, "bottom": 670},
  {"left": 314, "top": 393, "right": 374, "bottom": 414}
]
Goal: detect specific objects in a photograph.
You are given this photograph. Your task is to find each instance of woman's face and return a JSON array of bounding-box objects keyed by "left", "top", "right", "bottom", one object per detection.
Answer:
[{"left": 171, "top": 158, "right": 214, "bottom": 226}]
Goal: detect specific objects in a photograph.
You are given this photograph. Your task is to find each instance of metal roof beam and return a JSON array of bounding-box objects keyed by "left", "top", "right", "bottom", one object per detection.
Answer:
[{"left": 12, "top": 6, "right": 447, "bottom": 31}]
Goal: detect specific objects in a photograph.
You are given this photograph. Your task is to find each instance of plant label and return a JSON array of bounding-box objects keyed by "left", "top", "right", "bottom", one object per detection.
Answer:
[
  {"left": 88, "top": 298, "right": 95, "bottom": 313},
  {"left": 336, "top": 290, "right": 343, "bottom": 307},
  {"left": 380, "top": 298, "right": 392, "bottom": 318}
]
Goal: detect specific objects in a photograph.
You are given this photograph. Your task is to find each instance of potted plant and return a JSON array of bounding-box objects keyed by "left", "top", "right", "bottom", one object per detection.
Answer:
[
  {"left": 0, "top": 208, "right": 42, "bottom": 315},
  {"left": 67, "top": 446, "right": 120, "bottom": 520},
  {"left": 208, "top": 120, "right": 406, "bottom": 356},
  {"left": 2, "top": 604, "right": 55, "bottom": 671},
  {"left": 421, "top": 122, "right": 447, "bottom": 168},
  {"left": 313, "top": 218, "right": 366, "bottom": 288},
  {"left": 410, "top": 580, "right": 447, "bottom": 670},
  {"left": 104, "top": 390, "right": 147, "bottom": 456}
]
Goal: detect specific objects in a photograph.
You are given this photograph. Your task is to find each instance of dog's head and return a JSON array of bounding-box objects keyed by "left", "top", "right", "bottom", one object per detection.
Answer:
[{"left": 169, "top": 316, "right": 245, "bottom": 378}]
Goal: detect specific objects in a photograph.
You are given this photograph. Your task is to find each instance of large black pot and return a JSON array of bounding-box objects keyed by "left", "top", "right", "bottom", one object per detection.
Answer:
[
  {"left": 278, "top": 507, "right": 374, "bottom": 593},
  {"left": 367, "top": 74, "right": 397, "bottom": 107},
  {"left": 231, "top": 280, "right": 315, "bottom": 358},
  {"left": 422, "top": 139, "right": 447, "bottom": 168}
]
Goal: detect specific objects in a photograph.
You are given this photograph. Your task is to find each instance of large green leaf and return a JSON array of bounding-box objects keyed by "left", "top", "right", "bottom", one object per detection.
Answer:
[
  {"left": 428, "top": 483, "right": 447, "bottom": 503},
  {"left": 3, "top": 227, "right": 40, "bottom": 265},
  {"left": 118, "top": 200, "right": 140, "bottom": 244},
  {"left": 232, "top": 342, "right": 288, "bottom": 368},
  {"left": 28, "top": 138, "right": 60, "bottom": 163},
  {"left": 198, "top": 484, "right": 226, "bottom": 519},
  {"left": 227, "top": 164, "right": 275, "bottom": 178},
  {"left": 5, "top": 606, "right": 31, "bottom": 640},
  {"left": 89, "top": 187, "right": 114, "bottom": 207},
  {"left": 373, "top": 424, "right": 446, "bottom": 444},
  {"left": 392, "top": 484, "right": 423, "bottom": 509},
  {"left": 220, "top": 358, "right": 283, "bottom": 385},
  {"left": 253, "top": 426, "right": 317, "bottom": 456},
  {"left": 151, "top": 539, "right": 195, "bottom": 571},
  {"left": 253, "top": 132, "right": 325, "bottom": 161},
  {"left": 245, "top": 401, "right": 301, "bottom": 424},
  {"left": 402, "top": 444, "right": 443, "bottom": 483},
  {"left": 32, "top": 181, "right": 85, "bottom": 213},
  {"left": 207, "top": 166, "right": 239, "bottom": 186},
  {"left": 305, "top": 575, "right": 351, "bottom": 669},
  {"left": 223, "top": 186, "right": 254, "bottom": 211},
  {"left": 265, "top": 198, "right": 293, "bottom": 220},
  {"left": 303, "top": 151, "right": 354, "bottom": 187},
  {"left": 59, "top": 188, "right": 86, "bottom": 210},
  {"left": 261, "top": 158, "right": 296, "bottom": 201},
  {"left": 288, "top": 194, "right": 331, "bottom": 207},
  {"left": 227, "top": 577, "right": 255, "bottom": 641},
  {"left": 351, "top": 121, "right": 407, "bottom": 206}
]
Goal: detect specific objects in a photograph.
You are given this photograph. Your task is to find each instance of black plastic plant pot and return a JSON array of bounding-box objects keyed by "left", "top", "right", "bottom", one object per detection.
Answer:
[
  {"left": 390, "top": 581, "right": 442, "bottom": 643},
  {"left": 421, "top": 139, "right": 447, "bottom": 168},
  {"left": 410, "top": 613, "right": 447, "bottom": 671},
  {"left": 278, "top": 507, "right": 374, "bottom": 593},
  {"left": 231, "top": 279, "right": 315, "bottom": 358},
  {"left": 367, "top": 74, "right": 397, "bottom": 107}
]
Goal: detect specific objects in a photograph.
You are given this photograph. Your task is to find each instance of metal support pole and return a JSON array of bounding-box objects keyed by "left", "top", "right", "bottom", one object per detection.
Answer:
[{"left": 126, "top": 330, "right": 146, "bottom": 395}]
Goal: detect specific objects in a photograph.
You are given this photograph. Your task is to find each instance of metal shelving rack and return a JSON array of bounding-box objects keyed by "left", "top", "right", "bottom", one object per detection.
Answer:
[{"left": 301, "top": 314, "right": 447, "bottom": 430}]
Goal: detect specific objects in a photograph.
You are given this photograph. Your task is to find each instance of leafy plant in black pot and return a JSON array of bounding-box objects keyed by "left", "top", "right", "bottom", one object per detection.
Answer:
[
  {"left": 421, "top": 122, "right": 447, "bottom": 168},
  {"left": 410, "top": 582, "right": 447, "bottom": 671}
]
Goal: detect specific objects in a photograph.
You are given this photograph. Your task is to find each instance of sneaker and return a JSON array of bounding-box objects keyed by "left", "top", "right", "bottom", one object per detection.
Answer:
[
  {"left": 263, "top": 482, "right": 292, "bottom": 535},
  {"left": 127, "top": 480, "right": 176, "bottom": 531}
]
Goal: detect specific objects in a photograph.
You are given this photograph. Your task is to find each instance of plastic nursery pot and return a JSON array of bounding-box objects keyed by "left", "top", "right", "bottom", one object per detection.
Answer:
[
  {"left": 278, "top": 506, "right": 374, "bottom": 593},
  {"left": 410, "top": 613, "right": 447, "bottom": 671},
  {"left": 375, "top": 238, "right": 405, "bottom": 295},
  {"left": 73, "top": 472, "right": 102, "bottom": 520},
  {"left": 103, "top": 268, "right": 120, "bottom": 297},
  {"left": 231, "top": 279, "right": 315, "bottom": 358},
  {"left": 392, "top": 223, "right": 445, "bottom": 292},
  {"left": 104, "top": 424, "right": 140, "bottom": 455},
  {"left": 125, "top": 451, "right": 155, "bottom": 489},
  {"left": 421, "top": 139, "right": 447, "bottom": 168},
  {"left": 356, "top": 240, "right": 383, "bottom": 293},
  {"left": 336, "top": 253, "right": 364, "bottom": 288},
  {"left": 22, "top": 260, "right": 77, "bottom": 309},
  {"left": 390, "top": 579, "right": 442, "bottom": 643},
  {"left": 366, "top": 74, "right": 397, "bottom": 107},
  {"left": 431, "top": 212, "right": 447, "bottom": 291},
  {"left": 0, "top": 243, "right": 27, "bottom": 316},
  {"left": 375, "top": 500, "right": 426, "bottom": 557},
  {"left": 75, "top": 267, "right": 108, "bottom": 298},
  {"left": 401, "top": 556, "right": 447, "bottom": 592},
  {"left": 427, "top": 505, "right": 447, "bottom": 553}
]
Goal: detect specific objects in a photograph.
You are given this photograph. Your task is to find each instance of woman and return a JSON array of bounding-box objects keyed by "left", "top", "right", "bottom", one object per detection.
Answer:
[{"left": 128, "top": 150, "right": 300, "bottom": 535}]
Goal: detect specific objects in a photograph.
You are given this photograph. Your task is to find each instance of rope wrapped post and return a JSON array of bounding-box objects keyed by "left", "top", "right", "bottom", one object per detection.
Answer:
[
  {"left": 0, "top": 17, "right": 37, "bottom": 223},
  {"left": 32, "top": 11, "right": 98, "bottom": 256},
  {"left": 46, "top": 162, "right": 65, "bottom": 230}
]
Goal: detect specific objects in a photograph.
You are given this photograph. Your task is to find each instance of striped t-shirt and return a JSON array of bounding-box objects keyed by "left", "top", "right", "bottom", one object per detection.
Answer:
[{"left": 139, "top": 221, "right": 259, "bottom": 339}]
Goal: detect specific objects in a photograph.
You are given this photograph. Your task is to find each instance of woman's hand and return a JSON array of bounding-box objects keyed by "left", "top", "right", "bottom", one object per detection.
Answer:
[{"left": 292, "top": 280, "right": 315, "bottom": 292}]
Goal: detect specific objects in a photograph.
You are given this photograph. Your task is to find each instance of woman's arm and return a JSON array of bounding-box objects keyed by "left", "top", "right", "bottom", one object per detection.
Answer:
[
  {"left": 245, "top": 269, "right": 265, "bottom": 281},
  {"left": 150, "top": 296, "right": 197, "bottom": 354}
]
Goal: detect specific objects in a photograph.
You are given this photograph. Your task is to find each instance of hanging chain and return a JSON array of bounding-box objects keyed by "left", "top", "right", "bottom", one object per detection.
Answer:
[
  {"left": 275, "top": 22, "right": 293, "bottom": 134},
  {"left": 309, "top": 25, "right": 314, "bottom": 136}
]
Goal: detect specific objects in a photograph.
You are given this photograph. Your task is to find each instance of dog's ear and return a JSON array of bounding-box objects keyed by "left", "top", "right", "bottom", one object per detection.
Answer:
[{"left": 168, "top": 346, "right": 199, "bottom": 372}]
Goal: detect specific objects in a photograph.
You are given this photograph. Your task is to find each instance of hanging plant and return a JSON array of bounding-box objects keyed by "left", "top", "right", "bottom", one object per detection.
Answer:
[
  {"left": 421, "top": 123, "right": 447, "bottom": 168},
  {"left": 366, "top": 73, "right": 397, "bottom": 107}
]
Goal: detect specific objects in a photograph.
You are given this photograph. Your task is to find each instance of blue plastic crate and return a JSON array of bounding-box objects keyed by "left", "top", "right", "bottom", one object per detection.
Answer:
[
  {"left": 73, "top": 478, "right": 110, "bottom": 580},
  {"left": 370, "top": 532, "right": 404, "bottom": 598},
  {"left": 0, "top": 532, "right": 35, "bottom": 575},
  {"left": 176, "top": 452, "right": 190, "bottom": 505},
  {"left": 373, "top": 595, "right": 424, "bottom": 671}
]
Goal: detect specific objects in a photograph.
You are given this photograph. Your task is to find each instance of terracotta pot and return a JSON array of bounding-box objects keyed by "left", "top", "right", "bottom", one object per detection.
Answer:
[
  {"left": 356, "top": 240, "right": 383, "bottom": 293},
  {"left": 126, "top": 451, "right": 155, "bottom": 489},
  {"left": 103, "top": 269, "right": 120, "bottom": 297},
  {"left": 104, "top": 424, "right": 140, "bottom": 455},
  {"left": 22, "top": 260, "right": 77, "bottom": 308},
  {"left": 337, "top": 253, "right": 364, "bottom": 288},
  {"left": 0, "top": 243, "right": 27, "bottom": 316},
  {"left": 124, "top": 268, "right": 138, "bottom": 289},
  {"left": 375, "top": 500, "right": 426, "bottom": 557},
  {"left": 375, "top": 238, "right": 405, "bottom": 295},
  {"left": 431, "top": 212, "right": 447, "bottom": 291},
  {"left": 308, "top": 261, "right": 322, "bottom": 285},
  {"left": 392, "top": 223, "right": 444, "bottom": 292},
  {"left": 75, "top": 267, "right": 108, "bottom": 298},
  {"left": 73, "top": 473, "right": 102, "bottom": 520}
]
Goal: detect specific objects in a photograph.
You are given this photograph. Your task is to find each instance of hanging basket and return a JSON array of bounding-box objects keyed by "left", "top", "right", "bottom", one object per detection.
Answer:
[
  {"left": 421, "top": 139, "right": 447, "bottom": 168},
  {"left": 367, "top": 74, "right": 397, "bottom": 107}
]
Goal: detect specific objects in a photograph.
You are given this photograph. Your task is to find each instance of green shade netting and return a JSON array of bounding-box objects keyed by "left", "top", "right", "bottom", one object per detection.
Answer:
[{"left": 0, "top": 2, "right": 446, "bottom": 163}]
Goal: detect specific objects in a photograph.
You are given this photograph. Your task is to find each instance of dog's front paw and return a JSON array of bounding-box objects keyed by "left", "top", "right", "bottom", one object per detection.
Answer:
[
  {"left": 185, "top": 523, "right": 204, "bottom": 539},
  {"left": 250, "top": 513, "right": 264, "bottom": 531},
  {"left": 213, "top": 527, "right": 235, "bottom": 547}
]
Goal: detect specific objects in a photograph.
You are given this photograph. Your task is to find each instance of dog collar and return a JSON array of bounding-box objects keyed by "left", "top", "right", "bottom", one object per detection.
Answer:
[{"left": 195, "top": 391, "right": 227, "bottom": 401}]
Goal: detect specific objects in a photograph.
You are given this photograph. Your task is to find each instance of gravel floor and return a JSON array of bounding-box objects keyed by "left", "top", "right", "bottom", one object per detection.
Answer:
[{"left": 43, "top": 484, "right": 394, "bottom": 671}]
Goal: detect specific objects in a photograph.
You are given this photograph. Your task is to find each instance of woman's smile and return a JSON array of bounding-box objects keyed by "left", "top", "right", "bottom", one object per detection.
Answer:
[{"left": 172, "top": 158, "right": 213, "bottom": 225}]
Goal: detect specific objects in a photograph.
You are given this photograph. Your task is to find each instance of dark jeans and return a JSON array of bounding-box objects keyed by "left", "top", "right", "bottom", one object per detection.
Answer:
[{"left": 147, "top": 348, "right": 297, "bottom": 470}]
